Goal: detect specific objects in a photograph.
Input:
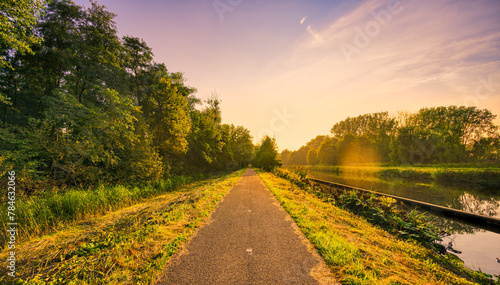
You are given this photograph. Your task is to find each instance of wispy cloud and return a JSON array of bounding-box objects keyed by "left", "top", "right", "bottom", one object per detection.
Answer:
[
  {"left": 288, "top": 0, "right": 500, "bottom": 93},
  {"left": 300, "top": 17, "right": 307, "bottom": 25},
  {"left": 327, "top": 0, "right": 383, "bottom": 33},
  {"left": 306, "top": 25, "right": 323, "bottom": 42}
]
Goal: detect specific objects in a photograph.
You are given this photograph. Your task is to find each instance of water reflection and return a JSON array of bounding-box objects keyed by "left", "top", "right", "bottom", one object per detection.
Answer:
[
  {"left": 453, "top": 193, "right": 500, "bottom": 217},
  {"left": 424, "top": 213, "right": 477, "bottom": 235},
  {"left": 308, "top": 171, "right": 500, "bottom": 217},
  {"left": 441, "top": 231, "right": 500, "bottom": 276}
]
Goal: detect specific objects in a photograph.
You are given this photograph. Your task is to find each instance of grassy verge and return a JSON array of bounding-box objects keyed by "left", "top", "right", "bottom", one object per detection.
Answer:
[
  {"left": 257, "top": 169, "right": 497, "bottom": 284},
  {"left": 0, "top": 176, "right": 199, "bottom": 246},
  {"left": 0, "top": 169, "right": 245, "bottom": 284}
]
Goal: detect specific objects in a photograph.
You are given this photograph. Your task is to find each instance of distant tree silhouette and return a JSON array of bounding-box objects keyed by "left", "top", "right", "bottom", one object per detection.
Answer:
[{"left": 253, "top": 136, "right": 282, "bottom": 171}]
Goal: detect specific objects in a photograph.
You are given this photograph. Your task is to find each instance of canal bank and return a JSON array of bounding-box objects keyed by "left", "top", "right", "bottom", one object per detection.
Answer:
[
  {"left": 260, "top": 169, "right": 498, "bottom": 284},
  {"left": 307, "top": 169, "right": 500, "bottom": 277}
]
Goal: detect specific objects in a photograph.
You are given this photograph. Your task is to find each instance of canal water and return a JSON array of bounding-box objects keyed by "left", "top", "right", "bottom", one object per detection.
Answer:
[{"left": 308, "top": 170, "right": 500, "bottom": 276}]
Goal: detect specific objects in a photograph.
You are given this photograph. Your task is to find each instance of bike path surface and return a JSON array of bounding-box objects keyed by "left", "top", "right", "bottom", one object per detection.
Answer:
[{"left": 157, "top": 168, "right": 335, "bottom": 284}]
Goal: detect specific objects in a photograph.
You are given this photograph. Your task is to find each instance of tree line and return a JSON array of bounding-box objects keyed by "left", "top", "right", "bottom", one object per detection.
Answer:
[
  {"left": 281, "top": 106, "right": 500, "bottom": 166},
  {"left": 0, "top": 0, "right": 285, "bottom": 193}
]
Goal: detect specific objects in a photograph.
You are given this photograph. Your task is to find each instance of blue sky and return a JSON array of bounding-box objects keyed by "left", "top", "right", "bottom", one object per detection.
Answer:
[{"left": 74, "top": 0, "right": 500, "bottom": 150}]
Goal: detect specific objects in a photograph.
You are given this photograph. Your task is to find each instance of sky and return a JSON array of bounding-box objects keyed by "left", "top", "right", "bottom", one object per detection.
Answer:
[{"left": 74, "top": 0, "right": 500, "bottom": 151}]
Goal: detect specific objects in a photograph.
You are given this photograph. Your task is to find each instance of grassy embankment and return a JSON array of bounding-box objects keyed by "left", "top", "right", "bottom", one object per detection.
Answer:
[
  {"left": 305, "top": 165, "right": 500, "bottom": 189},
  {"left": 0, "top": 175, "right": 199, "bottom": 246},
  {"left": 257, "top": 169, "right": 498, "bottom": 284},
  {"left": 0, "top": 169, "right": 245, "bottom": 284}
]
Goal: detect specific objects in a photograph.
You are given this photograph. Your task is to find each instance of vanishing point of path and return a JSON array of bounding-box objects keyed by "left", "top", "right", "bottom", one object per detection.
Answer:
[{"left": 157, "top": 168, "right": 336, "bottom": 285}]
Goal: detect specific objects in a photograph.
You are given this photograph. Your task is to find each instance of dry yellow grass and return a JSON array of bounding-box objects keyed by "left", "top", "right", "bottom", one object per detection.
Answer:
[{"left": 0, "top": 170, "right": 244, "bottom": 284}]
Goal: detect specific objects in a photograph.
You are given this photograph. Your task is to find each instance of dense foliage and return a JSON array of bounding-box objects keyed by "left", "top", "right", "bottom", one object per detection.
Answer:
[
  {"left": 0, "top": 0, "right": 46, "bottom": 70},
  {"left": 0, "top": 0, "right": 254, "bottom": 193},
  {"left": 282, "top": 107, "right": 500, "bottom": 166},
  {"left": 252, "top": 135, "right": 281, "bottom": 171}
]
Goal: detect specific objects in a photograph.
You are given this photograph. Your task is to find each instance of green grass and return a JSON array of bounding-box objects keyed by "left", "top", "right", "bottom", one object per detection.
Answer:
[
  {"left": 0, "top": 169, "right": 245, "bottom": 284},
  {"left": 257, "top": 170, "right": 498, "bottom": 284},
  {"left": 0, "top": 176, "right": 197, "bottom": 246}
]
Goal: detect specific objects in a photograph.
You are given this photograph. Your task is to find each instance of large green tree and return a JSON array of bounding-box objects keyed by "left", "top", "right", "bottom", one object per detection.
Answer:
[
  {"left": 185, "top": 95, "right": 226, "bottom": 173},
  {"left": 0, "top": 0, "right": 165, "bottom": 189},
  {"left": 317, "top": 136, "right": 339, "bottom": 165},
  {"left": 288, "top": 106, "right": 499, "bottom": 166},
  {"left": 0, "top": 0, "right": 45, "bottom": 70},
  {"left": 220, "top": 124, "right": 254, "bottom": 170},
  {"left": 140, "top": 64, "right": 194, "bottom": 174},
  {"left": 0, "top": 0, "right": 257, "bottom": 191},
  {"left": 390, "top": 106, "right": 499, "bottom": 164},
  {"left": 306, "top": 135, "right": 326, "bottom": 165},
  {"left": 253, "top": 136, "right": 281, "bottom": 171},
  {"left": 331, "top": 112, "right": 396, "bottom": 163},
  {"left": 1, "top": 0, "right": 45, "bottom": 105}
]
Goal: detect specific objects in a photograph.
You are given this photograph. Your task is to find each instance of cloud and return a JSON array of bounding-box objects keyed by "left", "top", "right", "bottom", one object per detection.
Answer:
[
  {"left": 300, "top": 17, "right": 306, "bottom": 24},
  {"left": 289, "top": 0, "right": 500, "bottom": 89},
  {"left": 306, "top": 25, "right": 323, "bottom": 42},
  {"left": 327, "top": 0, "right": 383, "bottom": 33}
]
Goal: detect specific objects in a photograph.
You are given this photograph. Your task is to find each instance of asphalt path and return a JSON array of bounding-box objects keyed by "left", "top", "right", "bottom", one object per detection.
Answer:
[{"left": 157, "top": 168, "right": 335, "bottom": 285}]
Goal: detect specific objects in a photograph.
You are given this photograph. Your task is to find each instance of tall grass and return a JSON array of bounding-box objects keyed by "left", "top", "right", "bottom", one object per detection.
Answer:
[
  {"left": 0, "top": 176, "right": 193, "bottom": 246},
  {"left": 0, "top": 170, "right": 246, "bottom": 284}
]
